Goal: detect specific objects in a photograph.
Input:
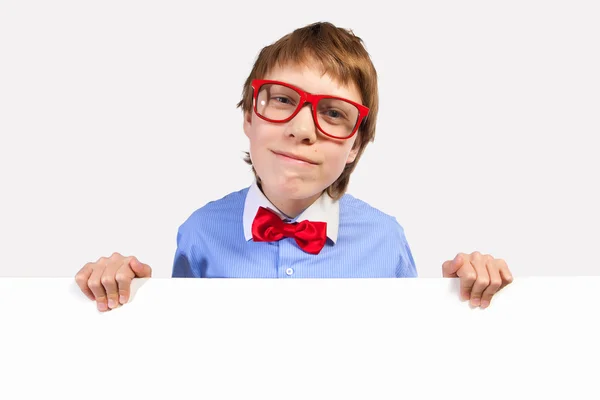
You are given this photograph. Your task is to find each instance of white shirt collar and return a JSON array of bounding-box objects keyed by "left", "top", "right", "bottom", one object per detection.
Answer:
[{"left": 243, "top": 180, "right": 339, "bottom": 244}]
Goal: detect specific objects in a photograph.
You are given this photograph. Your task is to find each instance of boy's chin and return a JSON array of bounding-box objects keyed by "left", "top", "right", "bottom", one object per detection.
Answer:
[{"left": 261, "top": 177, "right": 328, "bottom": 200}]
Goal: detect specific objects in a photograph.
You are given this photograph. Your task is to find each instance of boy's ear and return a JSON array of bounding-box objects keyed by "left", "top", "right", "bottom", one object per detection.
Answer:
[
  {"left": 346, "top": 135, "right": 361, "bottom": 164},
  {"left": 243, "top": 110, "right": 252, "bottom": 138},
  {"left": 346, "top": 144, "right": 360, "bottom": 164}
]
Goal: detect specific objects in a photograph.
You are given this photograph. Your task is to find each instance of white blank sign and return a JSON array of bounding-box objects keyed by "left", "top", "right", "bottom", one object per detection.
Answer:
[{"left": 1, "top": 277, "right": 599, "bottom": 399}]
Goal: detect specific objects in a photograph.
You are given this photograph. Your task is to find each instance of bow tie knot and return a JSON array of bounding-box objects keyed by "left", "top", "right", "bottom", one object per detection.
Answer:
[{"left": 251, "top": 206, "right": 327, "bottom": 254}]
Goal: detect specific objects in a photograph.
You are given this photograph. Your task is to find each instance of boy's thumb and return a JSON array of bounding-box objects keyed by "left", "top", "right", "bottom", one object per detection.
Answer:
[{"left": 130, "top": 257, "right": 152, "bottom": 278}]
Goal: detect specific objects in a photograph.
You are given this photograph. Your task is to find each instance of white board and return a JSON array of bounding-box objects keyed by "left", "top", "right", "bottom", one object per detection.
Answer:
[{"left": 1, "top": 277, "right": 599, "bottom": 399}]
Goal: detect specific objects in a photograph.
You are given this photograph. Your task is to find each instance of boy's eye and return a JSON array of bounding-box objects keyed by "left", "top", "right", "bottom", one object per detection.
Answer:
[
  {"left": 321, "top": 108, "right": 347, "bottom": 120},
  {"left": 325, "top": 110, "right": 342, "bottom": 118},
  {"left": 274, "top": 96, "right": 293, "bottom": 105}
]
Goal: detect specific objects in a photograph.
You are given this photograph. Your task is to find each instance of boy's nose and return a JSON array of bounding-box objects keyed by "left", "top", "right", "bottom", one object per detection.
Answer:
[{"left": 286, "top": 104, "right": 318, "bottom": 142}]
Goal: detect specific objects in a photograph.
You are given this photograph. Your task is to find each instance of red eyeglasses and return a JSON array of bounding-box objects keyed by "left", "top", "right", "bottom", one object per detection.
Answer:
[{"left": 251, "top": 79, "right": 369, "bottom": 140}]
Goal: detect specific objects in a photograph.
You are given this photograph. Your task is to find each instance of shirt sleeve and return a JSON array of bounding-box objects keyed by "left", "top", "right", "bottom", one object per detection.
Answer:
[
  {"left": 395, "top": 220, "right": 418, "bottom": 278},
  {"left": 171, "top": 223, "right": 203, "bottom": 278}
]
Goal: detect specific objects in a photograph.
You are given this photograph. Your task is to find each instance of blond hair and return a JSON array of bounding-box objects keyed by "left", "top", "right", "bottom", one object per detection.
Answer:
[{"left": 237, "top": 21, "right": 379, "bottom": 200}]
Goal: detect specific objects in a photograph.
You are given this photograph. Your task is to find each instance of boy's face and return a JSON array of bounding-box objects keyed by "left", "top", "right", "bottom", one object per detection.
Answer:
[{"left": 243, "top": 61, "right": 361, "bottom": 203}]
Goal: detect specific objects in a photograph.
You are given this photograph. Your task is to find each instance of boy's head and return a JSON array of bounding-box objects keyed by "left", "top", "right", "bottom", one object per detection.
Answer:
[{"left": 237, "top": 21, "right": 378, "bottom": 204}]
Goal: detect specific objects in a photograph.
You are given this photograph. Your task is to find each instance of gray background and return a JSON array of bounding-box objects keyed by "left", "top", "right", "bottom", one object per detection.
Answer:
[{"left": 1, "top": 0, "right": 598, "bottom": 278}]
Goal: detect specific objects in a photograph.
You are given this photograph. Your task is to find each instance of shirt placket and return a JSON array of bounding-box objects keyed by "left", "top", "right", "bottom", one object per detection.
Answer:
[{"left": 277, "top": 220, "right": 297, "bottom": 278}]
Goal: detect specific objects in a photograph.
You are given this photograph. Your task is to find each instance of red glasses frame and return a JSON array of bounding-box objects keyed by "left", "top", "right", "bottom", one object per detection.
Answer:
[{"left": 251, "top": 79, "right": 370, "bottom": 140}]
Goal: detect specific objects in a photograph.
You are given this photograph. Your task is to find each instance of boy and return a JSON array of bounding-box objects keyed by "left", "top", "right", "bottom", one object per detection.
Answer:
[{"left": 75, "top": 21, "right": 513, "bottom": 312}]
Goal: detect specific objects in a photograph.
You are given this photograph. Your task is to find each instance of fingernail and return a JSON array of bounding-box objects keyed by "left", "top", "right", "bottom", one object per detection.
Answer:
[
  {"left": 119, "top": 295, "right": 127, "bottom": 304},
  {"left": 108, "top": 299, "right": 116, "bottom": 308},
  {"left": 471, "top": 298, "right": 480, "bottom": 307},
  {"left": 481, "top": 300, "right": 489, "bottom": 309},
  {"left": 97, "top": 302, "right": 107, "bottom": 311}
]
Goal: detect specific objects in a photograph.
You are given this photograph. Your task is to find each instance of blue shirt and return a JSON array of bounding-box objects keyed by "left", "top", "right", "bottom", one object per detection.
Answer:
[{"left": 171, "top": 181, "right": 418, "bottom": 278}]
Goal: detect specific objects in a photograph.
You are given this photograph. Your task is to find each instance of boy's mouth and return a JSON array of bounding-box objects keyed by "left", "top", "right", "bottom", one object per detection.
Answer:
[{"left": 272, "top": 150, "right": 319, "bottom": 165}]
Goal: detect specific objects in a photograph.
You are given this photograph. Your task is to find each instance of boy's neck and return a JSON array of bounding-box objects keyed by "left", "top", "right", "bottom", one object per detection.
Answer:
[{"left": 258, "top": 182, "right": 322, "bottom": 219}]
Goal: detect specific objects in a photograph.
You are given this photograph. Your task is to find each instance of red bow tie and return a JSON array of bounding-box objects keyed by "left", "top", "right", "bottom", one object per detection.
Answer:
[{"left": 251, "top": 206, "right": 327, "bottom": 254}]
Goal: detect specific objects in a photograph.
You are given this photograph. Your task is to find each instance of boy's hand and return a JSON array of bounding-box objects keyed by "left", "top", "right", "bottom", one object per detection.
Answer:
[
  {"left": 75, "top": 252, "right": 152, "bottom": 312},
  {"left": 442, "top": 252, "right": 513, "bottom": 309}
]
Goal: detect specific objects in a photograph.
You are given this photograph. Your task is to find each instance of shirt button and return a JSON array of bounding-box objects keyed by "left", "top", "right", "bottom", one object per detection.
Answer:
[{"left": 285, "top": 267, "right": 294, "bottom": 276}]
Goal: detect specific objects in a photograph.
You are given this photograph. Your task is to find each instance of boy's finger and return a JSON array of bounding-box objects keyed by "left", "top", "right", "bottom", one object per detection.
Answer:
[
  {"left": 116, "top": 261, "right": 136, "bottom": 305},
  {"left": 87, "top": 265, "right": 108, "bottom": 312},
  {"left": 442, "top": 254, "right": 463, "bottom": 277},
  {"left": 480, "top": 262, "right": 502, "bottom": 309},
  {"left": 468, "top": 254, "right": 489, "bottom": 307},
  {"left": 75, "top": 264, "right": 96, "bottom": 301},
  {"left": 456, "top": 261, "right": 476, "bottom": 301},
  {"left": 101, "top": 263, "right": 120, "bottom": 310},
  {"left": 130, "top": 257, "right": 152, "bottom": 278},
  {"left": 497, "top": 259, "right": 514, "bottom": 290}
]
